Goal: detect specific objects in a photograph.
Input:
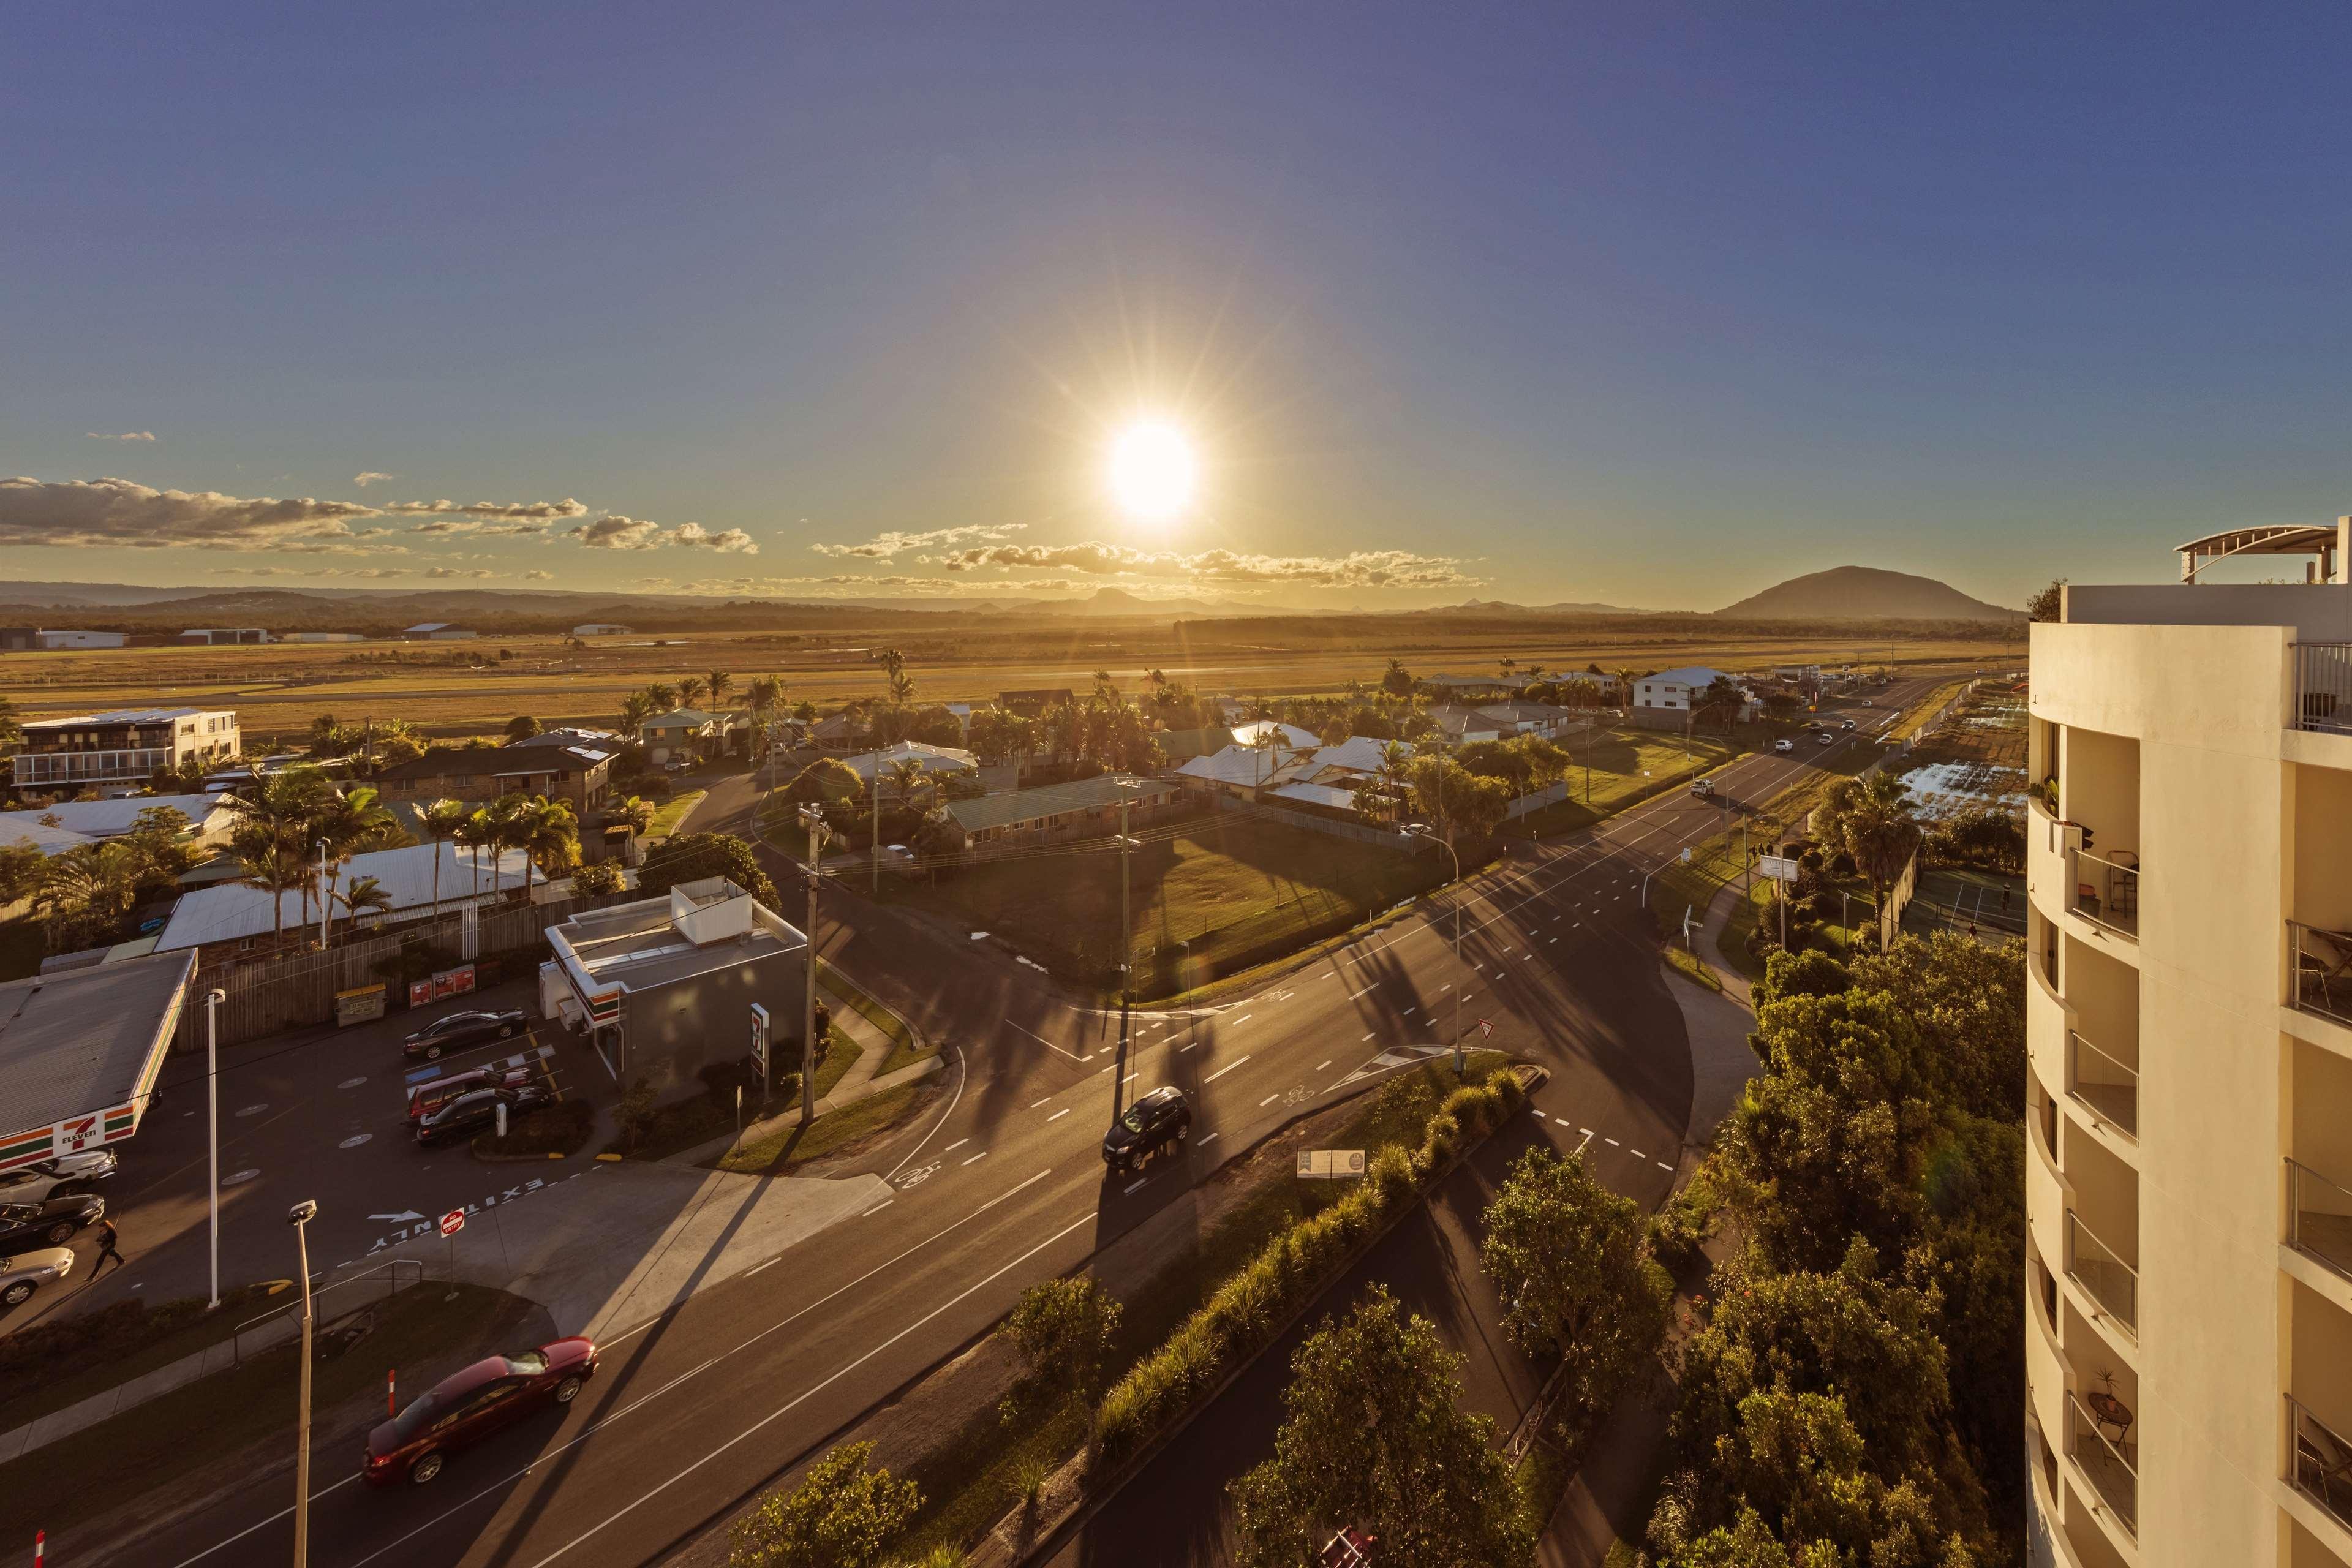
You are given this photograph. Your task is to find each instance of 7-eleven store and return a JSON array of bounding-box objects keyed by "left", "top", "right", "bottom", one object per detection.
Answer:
[{"left": 0, "top": 949, "right": 195, "bottom": 1170}]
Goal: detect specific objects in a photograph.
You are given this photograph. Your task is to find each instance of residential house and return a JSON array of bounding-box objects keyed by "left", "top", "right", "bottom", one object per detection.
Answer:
[
  {"left": 804, "top": 710, "right": 867, "bottom": 753},
  {"left": 840, "top": 740, "right": 979, "bottom": 800},
  {"left": 1156, "top": 725, "right": 1237, "bottom": 764},
  {"left": 0, "top": 793, "right": 239, "bottom": 858},
  {"left": 0, "top": 629, "right": 127, "bottom": 650},
  {"left": 1629, "top": 666, "right": 1755, "bottom": 728},
  {"left": 1177, "top": 743, "right": 1300, "bottom": 803},
  {"left": 400, "top": 622, "right": 477, "bottom": 641},
  {"left": 1423, "top": 705, "right": 1506, "bottom": 746},
  {"left": 938, "top": 774, "right": 1185, "bottom": 851},
  {"left": 176, "top": 628, "right": 273, "bottom": 645},
  {"left": 373, "top": 744, "right": 615, "bottom": 813},
  {"left": 151, "top": 840, "right": 532, "bottom": 964},
  {"left": 639, "top": 708, "right": 722, "bottom": 765},
  {"left": 1228, "top": 720, "right": 1321, "bottom": 750},
  {"left": 540, "top": 878, "right": 807, "bottom": 1105},
  {"left": 1420, "top": 673, "right": 1519, "bottom": 701},
  {"left": 1472, "top": 701, "right": 1584, "bottom": 739},
  {"left": 11, "top": 707, "right": 241, "bottom": 795}
]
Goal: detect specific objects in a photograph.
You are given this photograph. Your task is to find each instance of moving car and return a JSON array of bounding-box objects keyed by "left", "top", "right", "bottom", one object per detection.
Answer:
[
  {"left": 0, "top": 1150, "right": 118, "bottom": 1205},
  {"left": 0, "top": 1247, "right": 75, "bottom": 1308},
  {"left": 1688, "top": 778, "right": 1713, "bottom": 798},
  {"left": 407, "top": 1065, "right": 536, "bottom": 1122},
  {"left": 1860, "top": 699, "right": 1873, "bottom": 707},
  {"left": 1817, "top": 731, "right": 1836, "bottom": 746},
  {"left": 0, "top": 1193, "right": 105, "bottom": 1250},
  {"left": 414, "top": 1083, "right": 554, "bottom": 1147},
  {"left": 1102, "top": 1086, "right": 1192, "bottom": 1174},
  {"left": 1773, "top": 738, "right": 1795, "bottom": 753},
  {"left": 363, "top": 1336, "right": 600, "bottom": 1485},
  {"left": 1842, "top": 718, "right": 1858, "bottom": 731},
  {"left": 401, "top": 1008, "right": 526, "bottom": 1062}
]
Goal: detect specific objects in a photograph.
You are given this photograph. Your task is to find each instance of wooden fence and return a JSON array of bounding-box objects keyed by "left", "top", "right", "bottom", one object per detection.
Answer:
[{"left": 173, "top": 889, "right": 632, "bottom": 1052}]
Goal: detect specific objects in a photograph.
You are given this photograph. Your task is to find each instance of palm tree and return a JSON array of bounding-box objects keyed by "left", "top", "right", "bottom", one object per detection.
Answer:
[
  {"left": 679, "top": 676, "right": 707, "bottom": 710},
  {"left": 883, "top": 756, "right": 932, "bottom": 816},
  {"left": 609, "top": 794, "right": 656, "bottom": 837},
  {"left": 334, "top": 874, "right": 391, "bottom": 941},
  {"left": 228, "top": 821, "right": 306, "bottom": 948},
  {"left": 1615, "top": 667, "right": 1637, "bottom": 708},
  {"left": 619, "top": 690, "right": 655, "bottom": 736},
  {"left": 1843, "top": 771, "right": 1922, "bottom": 923},
  {"left": 746, "top": 675, "right": 783, "bottom": 756},
  {"left": 646, "top": 683, "right": 678, "bottom": 714},
  {"left": 420, "top": 797, "right": 470, "bottom": 919},
  {"left": 217, "top": 767, "right": 334, "bottom": 940},
  {"left": 516, "top": 796, "right": 581, "bottom": 895},
  {"left": 707, "top": 670, "right": 733, "bottom": 709}
]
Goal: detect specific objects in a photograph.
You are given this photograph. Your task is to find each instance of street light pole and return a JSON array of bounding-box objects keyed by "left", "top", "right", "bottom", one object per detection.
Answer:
[
  {"left": 315, "top": 840, "right": 330, "bottom": 949},
  {"left": 1403, "top": 824, "right": 1464, "bottom": 1074},
  {"left": 1178, "top": 936, "right": 1195, "bottom": 1054},
  {"left": 1113, "top": 778, "right": 1138, "bottom": 1123},
  {"left": 287, "top": 1199, "right": 319, "bottom": 1568},
  {"left": 205, "top": 987, "right": 225, "bottom": 1311},
  {"left": 800, "top": 806, "right": 827, "bottom": 1126}
]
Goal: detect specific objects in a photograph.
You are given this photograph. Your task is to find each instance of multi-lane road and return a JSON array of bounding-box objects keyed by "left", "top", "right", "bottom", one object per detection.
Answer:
[{"left": 110, "top": 677, "right": 1944, "bottom": 1568}]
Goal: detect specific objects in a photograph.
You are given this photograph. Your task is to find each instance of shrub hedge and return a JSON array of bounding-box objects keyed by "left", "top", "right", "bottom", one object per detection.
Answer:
[{"left": 1091, "top": 1066, "right": 1523, "bottom": 1465}]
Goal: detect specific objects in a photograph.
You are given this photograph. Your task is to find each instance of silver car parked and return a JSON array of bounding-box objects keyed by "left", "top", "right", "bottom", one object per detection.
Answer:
[{"left": 0, "top": 1246, "right": 74, "bottom": 1308}]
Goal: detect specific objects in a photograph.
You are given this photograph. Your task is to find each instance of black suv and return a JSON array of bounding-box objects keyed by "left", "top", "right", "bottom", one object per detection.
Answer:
[
  {"left": 415, "top": 1084, "right": 553, "bottom": 1147},
  {"left": 0, "top": 1193, "right": 105, "bottom": 1249},
  {"left": 402, "top": 1009, "right": 527, "bottom": 1062},
  {"left": 1102, "top": 1087, "right": 1191, "bottom": 1174}
]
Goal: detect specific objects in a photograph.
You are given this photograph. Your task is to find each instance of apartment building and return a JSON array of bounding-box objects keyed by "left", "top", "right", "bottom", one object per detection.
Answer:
[
  {"left": 10, "top": 707, "right": 240, "bottom": 794},
  {"left": 2025, "top": 519, "right": 2352, "bottom": 1568}
]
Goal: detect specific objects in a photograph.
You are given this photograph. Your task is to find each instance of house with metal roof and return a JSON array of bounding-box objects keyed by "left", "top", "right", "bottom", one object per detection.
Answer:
[
  {"left": 153, "top": 841, "right": 531, "bottom": 962},
  {"left": 938, "top": 774, "right": 1184, "bottom": 851},
  {"left": 0, "top": 949, "right": 195, "bottom": 1171}
]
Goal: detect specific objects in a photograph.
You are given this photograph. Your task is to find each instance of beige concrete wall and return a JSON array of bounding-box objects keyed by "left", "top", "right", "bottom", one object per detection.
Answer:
[
  {"left": 2030, "top": 620, "right": 2313, "bottom": 1568},
  {"left": 2065, "top": 935, "right": 2141, "bottom": 1071},
  {"left": 2293, "top": 764, "right": 2352, "bottom": 932}
]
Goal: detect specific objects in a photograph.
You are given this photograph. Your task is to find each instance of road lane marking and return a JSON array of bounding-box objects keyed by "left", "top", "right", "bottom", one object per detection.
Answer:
[
  {"left": 1030, "top": 1098, "right": 1050, "bottom": 1109},
  {"left": 1198, "top": 1132, "right": 1220, "bottom": 1145},
  {"left": 1046, "top": 1107, "right": 1071, "bottom": 1122},
  {"left": 1124, "top": 1178, "right": 1147, "bottom": 1194},
  {"left": 1657, "top": 1161, "right": 1675, "bottom": 1172},
  {"left": 1314, "top": 1060, "right": 1331, "bottom": 1071},
  {"left": 1604, "top": 1137, "right": 1621, "bottom": 1147},
  {"left": 1203, "top": 1055, "right": 1252, "bottom": 1083},
  {"left": 1004, "top": 1018, "right": 1090, "bottom": 1062},
  {"left": 860, "top": 1199, "right": 895, "bottom": 1218},
  {"left": 1178, "top": 1042, "right": 1197, "bottom": 1052},
  {"left": 1234, "top": 1013, "right": 1254, "bottom": 1025},
  {"left": 962, "top": 1151, "right": 989, "bottom": 1166},
  {"left": 1347, "top": 985, "right": 1375, "bottom": 999},
  {"left": 943, "top": 1138, "right": 969, "bottom": 1153},
  {"left": 1362, "top": 1032, "right": 1376, "bottom": 1042},
  {"left": 1629, "top": 1148, "right": 1647, "bottom": 1159},
  {"left": 1259, "top": 1093, "right": 1280, "bottom": 1106}
]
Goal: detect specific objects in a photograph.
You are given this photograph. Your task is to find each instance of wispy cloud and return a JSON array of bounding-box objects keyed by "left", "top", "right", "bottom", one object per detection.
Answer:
[
  {"left": 352, "top": 471, "right": 396, "bottom": 487},
  {"left": 85, "top": 431, "right": 155, "bottom": 442},
  {"left": 1, "top": 476, "right": 380, "bottom": 550},
  {"left": 384, "top": 497, "right": 589, "bottom": 520},
  {"left": 934, "top": 541, "right": 1475, "bottom": 589},
  {"left": 810, "top": 522, "right": 1025, "bottom": 560},
  {"left": 567, "top": 516, "right": 756, "bottom": 553},
  {"left": 522, "top": 569, "right": 554, "bottom": 581}
]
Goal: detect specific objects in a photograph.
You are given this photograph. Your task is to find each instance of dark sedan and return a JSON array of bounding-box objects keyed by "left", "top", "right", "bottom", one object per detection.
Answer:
[
  {"left": 401, "top": 1008, "right": 526, "bottom": 1061},
  {"left": 0, "top": 1193, "right": 105, "bottom": 1250},
  {"left": 414, "top": 1084, "right": 553, "bottom": 1147},
  {"left": 1102, "top": 1085, "right": 1191, "bottom": 1174},
  {"left": 363, "top": 1337, "right": 599, "bottom": 1486}
]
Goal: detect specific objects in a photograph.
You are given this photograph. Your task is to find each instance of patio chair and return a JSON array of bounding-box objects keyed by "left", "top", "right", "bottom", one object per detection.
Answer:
[
  {"left": 2296, "top": 1416, "right": 2352, "bottom": 1520},
  {"left": 2300, "top": 927, "right": 2352, "bottom": 1017}
]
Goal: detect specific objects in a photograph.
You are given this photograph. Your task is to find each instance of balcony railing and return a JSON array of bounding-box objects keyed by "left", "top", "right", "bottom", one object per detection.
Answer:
[
  {"left": 2066, "top": 1032, "right": 2138, "bottom": 1140},
  {"left": 2290, "top": 1394, "right": 2352, "bottom": 1532},
  {"left": 2295, "top": 642, "right": 2352, "bottom": 736},
  {"left": 9, "top": 747, "right": 170, "bottom": 785},
  {"left": 2066, "top": 1390, "right": 2138, "bottom": 1537},
  {"left": 2068, "top": 847, "right": 2139, "bottom": 938},
  {"left": 2290, "top": 918, "right": 2352, "bottom": 1028},
  {"left": 2289, "top": 1157, "right": 2352, "bottom": 1283},
  {"left": 2066, "top": 1210, "right": 2138, "bottom": 1335}
]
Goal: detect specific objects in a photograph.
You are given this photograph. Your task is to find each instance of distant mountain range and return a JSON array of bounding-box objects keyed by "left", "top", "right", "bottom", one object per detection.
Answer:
[
  {"left": 1715, "top": 565, "right": 2019, "bottom": 622},
  {"left": 1440, "top": 597, "right": 1646, "bottom": 616}
]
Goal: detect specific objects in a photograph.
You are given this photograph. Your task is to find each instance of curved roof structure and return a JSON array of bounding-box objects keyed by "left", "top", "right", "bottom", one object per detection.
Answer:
[{"left": 2176, "top": 523, "right": 2343, "bottom": 582}]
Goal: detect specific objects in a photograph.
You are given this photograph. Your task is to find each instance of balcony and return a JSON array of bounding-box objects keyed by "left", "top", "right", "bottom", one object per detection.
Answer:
[
  {"left": 2291, "top": 919, "right": 2352, "bottom": 1029},
  {"left": 2067, "top": 1210, "right": 2138, "bottom": 1336},
  {"left": 2068, "top": 848, "right": 2139, "bottom": 938},
  {"left": 2067, "top": 1031, "right": 2138, "bottom": 1140},
  {"left": 2297, "top": 643, "right": 2352, "bottom": 736},
  {"left": 2290, "top": 1395, "right": 2352, "bottom": 1534},
  {"left": 2291, "top": 1158, "right": 2352, "bottom": 1283},
  {"left": 9, "top": 747, "right": 170, "bottom": 786},
  {"left": 2066, "top": 1389, "right": 2138, "bottom": 1538}
]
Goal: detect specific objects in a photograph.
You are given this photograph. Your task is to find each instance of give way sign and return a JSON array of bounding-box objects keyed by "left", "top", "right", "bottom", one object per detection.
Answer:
[{"left": 438, "top": 1209, "right": 466, "bottom": 1238}]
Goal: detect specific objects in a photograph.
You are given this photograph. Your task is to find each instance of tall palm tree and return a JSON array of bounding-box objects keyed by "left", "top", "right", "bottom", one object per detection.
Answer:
[
  {"left": 883, "top": 756, "right": 932, "bottom": 816},
  {"left": 707, "top": 670, "right": 733, "bottom": 709},
  {"left": 228, "top": 821, "right": 306, "bottom": 948},
  {"left": 609, "top": 794, "right": 656, "bottom": 837},
  {"left": 217, "top": 766, "right": 334, "bottom": 938},
  {"left": 333, "top": 874, "right": 391, "bottom": 941},
  {"left": 420, "top": 796, "right": 471, "bottom": 919},
  {"left": 679, "top": 676, "right": 707, "bottom": 710},
  {"left": 645, "top": 683, "right": 678, "bottom": 714},
  {"left": 1615, "top": 667, "right": 1637, "bottom": 708},
  {"left": 746, "top": 674, "right": 783, "bottom": 756},
  {"left": 516, "top": 796, "right": 581, "bottom": 895},
  {"left": 1843, "top": 771, "right": 1921, "bottom": 922},
  {"left": 619, "top": 690, "right": 655, "bottom": 735}
]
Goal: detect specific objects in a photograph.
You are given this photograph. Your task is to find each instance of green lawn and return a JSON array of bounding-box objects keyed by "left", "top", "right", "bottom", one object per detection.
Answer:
[
  {"left": 0, "top": 1281, "right": 290, "bottom": 1428},
  {"left": 644, "top": 788, "right": 707, "bottom": 839},
  {"left": 712, "top": 1081, "right": 927, "bottom": 1173},
  {"left": 888, "top": 813, "right": 1447, "bottom": 997},
  {"left": 606, "top": 1027, "right": 860, "bottom": 1159},
  {"left": 1504, "top": 729, "right": 1740, "bottom": 837}
]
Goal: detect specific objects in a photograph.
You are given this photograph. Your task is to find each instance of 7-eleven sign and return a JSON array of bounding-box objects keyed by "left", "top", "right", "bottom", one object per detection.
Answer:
[{"left": 56, "top": 1115, "right": 99, "bottom": 1153}]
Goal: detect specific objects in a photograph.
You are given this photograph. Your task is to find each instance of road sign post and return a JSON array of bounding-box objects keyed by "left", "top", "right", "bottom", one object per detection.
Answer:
[{"left": 440, "top": 1208, "right": 464, "bottom": 1299}]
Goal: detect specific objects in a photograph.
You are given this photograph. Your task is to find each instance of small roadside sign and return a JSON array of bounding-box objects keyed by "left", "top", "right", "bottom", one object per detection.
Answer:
[
  {"left": 1477, "top": 1019, "right": 1493, "bottom": 1038},
  {"left": 1758, "top": 854, "right": 1800, "bottom": 883},
  {"left": 438, "top": 1209, "right": 466, "bottom": 1238},
  {"left": 1296, "top": 1149, "right": 1366, "bottom": 1181}
]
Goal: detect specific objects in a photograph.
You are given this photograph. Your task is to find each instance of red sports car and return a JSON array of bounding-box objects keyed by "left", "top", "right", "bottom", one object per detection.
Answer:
[{"left": 363, "top": 1336, "right": 598, "bottom": 1486}]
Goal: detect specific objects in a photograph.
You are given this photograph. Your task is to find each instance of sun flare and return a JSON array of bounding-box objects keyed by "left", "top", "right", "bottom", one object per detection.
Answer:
[{"left": 1106, "top": 420, "right": 1198, "bottom": 523}]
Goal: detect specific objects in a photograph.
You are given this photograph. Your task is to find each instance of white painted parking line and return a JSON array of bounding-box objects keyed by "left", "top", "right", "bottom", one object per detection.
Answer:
[
  {"left": 1203, "top": 1055, "right": 1253, "bottom": 1083},
  {"left": 1604, "top": 1137, "right": 1621, "bottom": 1147},
  {"left": 1046, "top": 1108, "right": 1071, "bottom": 1122},
  {"left": 1656, "top": 1161, "right": 1675, "bottom": 1172},
  {"left": 962, "top": 1152, "right": 989, "bottom": 1166}
]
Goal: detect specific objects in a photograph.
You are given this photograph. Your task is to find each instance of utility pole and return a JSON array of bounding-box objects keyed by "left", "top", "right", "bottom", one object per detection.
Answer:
[
  {"left": 870, "top": 754, "right": 881, "bottom": 895},
  {"left": 1112, "top": 777, "right": 1137, "bottom": 1123},
  {"left": 801, "top": 806, "right": 827, "bottom": 1126},
  {"left": 315, "top": 840, "right": 330, "bottom": 949},
  {"left": 205, "top": 988, "right": 224, "bottom": 1310},
  {"left": 288, "top": 1199, "right": 319, "bottom": 1568}
]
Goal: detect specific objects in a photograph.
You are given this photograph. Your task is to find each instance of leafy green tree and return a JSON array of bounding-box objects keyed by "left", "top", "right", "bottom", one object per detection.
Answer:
[
  {"left": 1229, "top": 1286, "right": 1533, "bottom": 1568},
  {"left": 1003, "top": 1276, "right": 1123, "bottom": 1411},
  {"left": 1404, "top": 754, "right": 1513, "bottom": 845},
  {"left": 1380, "top": 657, "right": 1414, "bottom": 699},
  {"left": 639, "top": 831, "right": 778, "bottom": 906},
  {"left": 2025, "top": 578, "right": 2065, "bottom": 622},
  {"left": 505, "top": 714, "right": 541, "bottom": 742},
  {"left": 729, "top": 1441, "right": 919, "bottom": 1568},
  {"left": 571, "top": 858, "right": 626, "bottom": 895},
  {"left": 1480, "top": 1148, "right": 1670, "bottom": 1428}
]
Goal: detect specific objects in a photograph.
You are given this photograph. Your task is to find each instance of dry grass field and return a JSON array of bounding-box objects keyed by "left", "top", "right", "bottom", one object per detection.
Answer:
[{"left": 1, "top": 611, "right": 2016, "bottom": 742}]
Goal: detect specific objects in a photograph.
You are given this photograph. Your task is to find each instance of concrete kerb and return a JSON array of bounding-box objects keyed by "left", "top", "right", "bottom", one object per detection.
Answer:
[{"left": 976, "top": 1063, "right": 1548, "bottom": 1568}]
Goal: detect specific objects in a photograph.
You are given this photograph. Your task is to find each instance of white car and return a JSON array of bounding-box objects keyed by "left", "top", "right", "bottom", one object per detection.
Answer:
[
  {"left": 0, "top": 1246, "right": 74, "bottom": 1308},
  {"left": 1774, "top": 739, "right": 1795, "bottom": 753},
  {"left": 1689, "top": 778, "right": 1714, "bottom": 797},
  {"left": 0, "top": 1150, "right": 118, "bottom": 1207},
  {"left": 1817, "top": 731, "right": 1836, "bottom": 746}
]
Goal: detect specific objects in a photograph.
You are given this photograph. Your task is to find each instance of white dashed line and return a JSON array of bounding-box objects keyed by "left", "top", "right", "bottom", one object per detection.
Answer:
[
  {"left": 1259, "top": 1093, "right": 1280, "bottom": 1107},
  {"left": 1314, "top": 1060, "right": 1331, "bottom": 1071},
  {"left": 1362, "top": 1031, "right": 1376, "bottom": 1042},
  {"left": 1124, "top": 1178, "right": 1147, "bottom": 1194},
  {"left": 943, "top": 1138, "right": 969, "bottom": 1153},
  {"left": 1029, "top": 1098, "right": 1050, "bottom": 1109},
  {"left": 1234, "top": 1014, "right": 1254, "bottom": 1025},
  {"left": 1203, "top": 1056, "right": 1253, "bottom": 1083},
  {"left": 1656, "top": 1161, "right": 1675, "bottom": 1172},
  {"left": 1347, "top": 985, "right": 1375, "bottom": 1000},
  {"left": 1198, "top": 1132, "right": 1219, "bottom": 1146},
  {"left": 962, "top": 1152, "right": 988, "bottom": 1166},
  {"left": 1604, "top": 1137, "right": 1621, "bottom": 1147},
  {"left": 1578, "top": 1126, "right": 1593, "bottom": 1136},
  {"left": 1046, "top": 1108, "right": 1071, "bottom": 1122},
  {"left": 1629, "top": 1148, "right": 1647, "bottom": 1159}
]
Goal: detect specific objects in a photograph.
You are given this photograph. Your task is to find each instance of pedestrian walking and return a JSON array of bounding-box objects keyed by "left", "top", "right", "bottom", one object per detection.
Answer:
[{"left": 92, "top": 1217, "right": 127, "bottom": 1275}]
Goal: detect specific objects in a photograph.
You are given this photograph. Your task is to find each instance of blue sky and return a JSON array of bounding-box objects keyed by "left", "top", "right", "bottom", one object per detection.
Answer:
[{"left": 4, "top": 5, "right": 2350, "bottom": 610}]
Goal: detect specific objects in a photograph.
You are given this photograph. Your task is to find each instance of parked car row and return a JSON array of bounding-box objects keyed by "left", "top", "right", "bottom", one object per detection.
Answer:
[{"left": 401, "top": 1008, "right": 527, "bottom": 1062}]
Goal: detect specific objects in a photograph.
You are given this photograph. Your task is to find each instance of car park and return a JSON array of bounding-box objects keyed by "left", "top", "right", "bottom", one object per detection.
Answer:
[
  {"left": 363, "top": 1336, "right": 600, "bottom": 1485},
  {"left": 0, "top": 1247, "right": 75, "bottom": 1308},
  {"left": 0, "top": 1193, "right": 104, "bottom": 1250},
  {"left": 401, "top": 1008, "right": 527, "bottom": 1061},
  {"left": 1102, "top": 1085, "right": 1192, "bottom": 1174},
  {"left": 0, "top": 1150, "right": 118, "bottom": 1205},
  {"left": 414, "top": 1083, "right": 554, "bottom": 1147}
]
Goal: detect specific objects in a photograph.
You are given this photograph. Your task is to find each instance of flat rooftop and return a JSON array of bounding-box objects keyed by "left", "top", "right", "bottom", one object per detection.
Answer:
[
  {"left": 550, "top": 878, "right": 804, "bottom": 994},
  {"left": 0, "top": 949, "right": 194, "bottom": 1136},
  {"left": 22, "top": 707, "right": 225, "bottom": 729}
]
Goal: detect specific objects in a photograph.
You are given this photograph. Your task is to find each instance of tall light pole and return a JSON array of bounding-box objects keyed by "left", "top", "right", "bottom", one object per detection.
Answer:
[
  {"left": 287, "top": 1199, "right": 319, "bottom": 1568},
  {"left": 205, "top": 987, "right": 225, "bottom": 1311},
  {"left": 314, "top": 840, "right": 330, "bottom": 949},
  {"left": 1178, "top": 936, "right": 1195, "bottom": 1055},
  {"left": 1402, "top": 824, "right": 1464, "bottom": 1074},
  {"left": 1111, "top": 777, "right": 1140, "bottom": 1123},
  {"left": 799, "top": 805, "right": 829, "bottom": 1126}
]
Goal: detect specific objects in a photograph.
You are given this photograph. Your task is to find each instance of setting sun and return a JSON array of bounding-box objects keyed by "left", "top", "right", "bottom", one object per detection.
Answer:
[{"left": 1106, "top": 420, "right": 1198, "bottom": 523}]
